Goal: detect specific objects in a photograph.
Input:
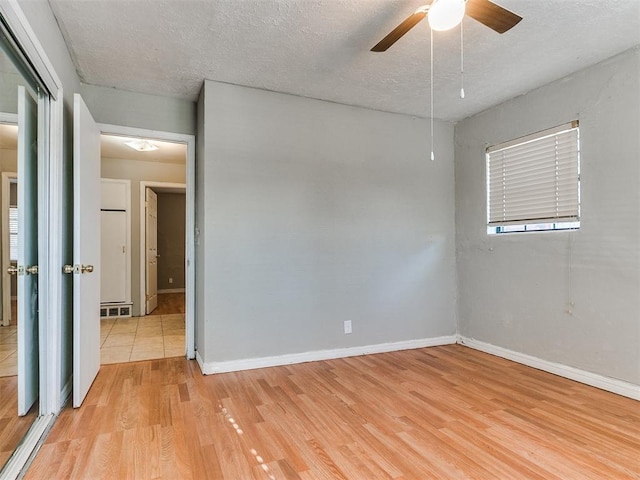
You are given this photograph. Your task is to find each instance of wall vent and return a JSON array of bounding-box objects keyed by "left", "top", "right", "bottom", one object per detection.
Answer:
[{"left": 100, "top": 303, "right": 132, "bottom": 318}]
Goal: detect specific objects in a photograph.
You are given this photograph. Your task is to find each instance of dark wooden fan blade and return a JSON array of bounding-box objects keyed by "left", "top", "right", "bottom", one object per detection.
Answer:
[
  {"left": 465, "top": 0, "right": 522, "bottom": 34},
  {"left": 371, "top": 10, "right": 427, "bottom": 52}
]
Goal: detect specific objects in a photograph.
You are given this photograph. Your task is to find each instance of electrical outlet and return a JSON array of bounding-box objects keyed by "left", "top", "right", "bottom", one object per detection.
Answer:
[
  {"left": 344, "top": 320, "right": 352, "bottom": 334},
  {"left": 168, "top": 277, "right": 173, "bottom": 284}
]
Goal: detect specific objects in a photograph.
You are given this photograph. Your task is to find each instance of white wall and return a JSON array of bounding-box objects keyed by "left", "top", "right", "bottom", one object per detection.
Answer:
[
  {"left": 101, "top": 157, "right": 185, "bottom": 315},
  {"left": 455, "top": 47, "right": 640, "bottom": 385},
  {"left": 198, "top": 80, "right": 457, "bottom": 365}
]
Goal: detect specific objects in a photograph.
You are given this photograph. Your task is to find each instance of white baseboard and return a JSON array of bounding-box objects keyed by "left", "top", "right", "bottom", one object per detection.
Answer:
[
  {"left": 158, "top": 288, "right": 185, "bottom": 294},
  {"left": 458, "top": 336, "right": 640, "bottom": 401},
  {"left": 60, "top": 378, "right": 72, "bottom": 409},
  {"left": 195, "top": 350, "right": 205, "bottom": 374},
  {"left": 199, "top": 335, "right": 457, "bottom": 375}
]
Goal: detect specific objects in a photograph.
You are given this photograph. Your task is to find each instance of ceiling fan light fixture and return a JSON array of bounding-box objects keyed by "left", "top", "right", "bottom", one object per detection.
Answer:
[
  {"left": 428, "top": 0, "right": 466, "bottom": 31},
  {"left": 124, "top": 139, "right": 159, "bottom": 152}
]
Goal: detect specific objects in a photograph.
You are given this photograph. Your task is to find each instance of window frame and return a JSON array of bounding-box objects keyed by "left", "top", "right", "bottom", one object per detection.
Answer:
[{"left": 486, "top": 121, "right": 581, "bottom": 235}]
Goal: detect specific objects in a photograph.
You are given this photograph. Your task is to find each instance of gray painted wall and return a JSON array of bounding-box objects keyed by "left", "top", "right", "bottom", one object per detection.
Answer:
[
  {"left": 79, "top": 83, "right": 197, "bottom": 135},
  {"left": 101, "top": 157, "right": 185, "bottom": 316},
  {"left": 198, "top": 80, "right": 457, "bottom": 364},
  {"left": 454, "top": 47, "right": 640, "bottom": 385},
  {"left": 157, "top": 192, "right": 186, "bottom": 291},
  {"left": 0, "top": 72, "right": 23, "bottom": 114}
]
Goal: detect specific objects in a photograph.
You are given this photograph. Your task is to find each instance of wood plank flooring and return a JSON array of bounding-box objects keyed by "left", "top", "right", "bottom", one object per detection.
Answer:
[
  {"left": 26, "top": 345, "right": 639, "bottom": 479},
  {"left": 0, "top": 376, "right": 37, "bottom": 467},
  {"left": 150, "top": 293, "right": 185, "bottom": 316}
]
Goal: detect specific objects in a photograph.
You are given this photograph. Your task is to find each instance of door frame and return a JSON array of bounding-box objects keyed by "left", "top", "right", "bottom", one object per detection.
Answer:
[
  {"left": 0, "top": 114, "right": 17, "bottom": 326},
  {"left": 1, "top": 170, "right": 17, "bottom": 327},
  {"left": 99, "top": 123, "right": 195, "bottom": 360}
]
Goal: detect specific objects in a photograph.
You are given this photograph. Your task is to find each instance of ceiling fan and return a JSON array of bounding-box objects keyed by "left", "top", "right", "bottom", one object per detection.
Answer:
[{"left": 371, "top": 0, "right": 522, "bottom": 52}]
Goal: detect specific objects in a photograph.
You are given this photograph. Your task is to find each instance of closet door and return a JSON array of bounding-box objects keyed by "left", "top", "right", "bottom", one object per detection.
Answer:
[
  {"left": 16, "top": 86, "right": 38, "bottom": 416},
  {"left": 100, "top": 210, "right": 126, "bottom": 303}
]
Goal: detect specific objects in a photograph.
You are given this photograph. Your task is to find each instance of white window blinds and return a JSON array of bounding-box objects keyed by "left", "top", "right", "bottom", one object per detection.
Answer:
[
  {"left": 487, "top": 122, "right": 580, "bottom": 227},
  {"left": 9, "top": 206, "right": 17, "bottom": 261}
]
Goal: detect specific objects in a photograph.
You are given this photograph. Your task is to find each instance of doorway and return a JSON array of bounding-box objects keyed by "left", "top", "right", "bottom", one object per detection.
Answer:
[
  {"left": 97, "top": 128, "right": 195, "bottom": 364},
  {"left": 1, "top": 171, "right": 17, "bottom": 327}
]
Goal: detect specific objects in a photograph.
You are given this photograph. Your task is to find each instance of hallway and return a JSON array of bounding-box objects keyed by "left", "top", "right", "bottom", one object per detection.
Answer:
[{"left": 100, "top": 293, "right": 185, "bottom": 364}]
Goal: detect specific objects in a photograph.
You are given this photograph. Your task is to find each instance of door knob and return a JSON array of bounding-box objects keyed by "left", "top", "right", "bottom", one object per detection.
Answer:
[
  {"left": 62, "top": 264, "right": 75, "bottom": 274},
  {"left": 7, "top": 265, "right": 18, "bottom": 275},
  {"left": 25, "top": 265, "right": 38, "bottom": 275},
  {"left": 81, "top": 264, "right": 94, "bottom": 274}
]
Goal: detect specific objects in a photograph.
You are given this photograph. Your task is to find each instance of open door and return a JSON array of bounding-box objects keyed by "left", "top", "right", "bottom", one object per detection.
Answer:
[
  {"left": 145, "top": 188, "right": 158, "bottom": 314},
  {"left": 72, "top": 94, "right": 101, "bottom": 408},
  {"left": 16, "top": 86, "right": 38, "bottom": 416}
]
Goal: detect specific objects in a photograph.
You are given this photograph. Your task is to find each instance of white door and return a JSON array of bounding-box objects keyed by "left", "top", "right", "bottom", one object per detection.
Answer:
[
  {"left": 100, "top": 210, "right": 126, "bottom": 303},
  {"left": 72, "top": 94, "right": 101, "bottom": 408},
  {"left": 16, "top": 86, "right": 38, "bottom": 416},
  {"left": 145, "top": 188, "right": 158, "bottom": 314}
]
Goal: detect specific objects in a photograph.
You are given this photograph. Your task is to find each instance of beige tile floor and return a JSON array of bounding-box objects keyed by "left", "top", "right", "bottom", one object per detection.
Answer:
[
  {"left": 0, "top": 325, "right": 17, "bottom": 377},
  {"left": 100, "top": 314, "right": 186, "bottom": 364}
]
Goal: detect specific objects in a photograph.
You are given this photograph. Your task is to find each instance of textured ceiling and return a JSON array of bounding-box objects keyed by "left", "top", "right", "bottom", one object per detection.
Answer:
[{"left": 48, "top": 0, "right": 640, "bottom": 121}]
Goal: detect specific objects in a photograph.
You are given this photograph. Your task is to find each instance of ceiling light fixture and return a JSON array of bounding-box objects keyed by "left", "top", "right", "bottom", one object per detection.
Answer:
[
  {"left": 124, "top": 139, "right": 159, "bottom": 152},
  {"left": 428, "top": 0, "right": 466, "bottom": 31}
]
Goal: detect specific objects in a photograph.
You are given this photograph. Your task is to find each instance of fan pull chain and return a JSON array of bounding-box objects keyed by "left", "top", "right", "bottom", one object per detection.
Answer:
[
  {"left": 460, "top": 21, "right": 465, "bottom": 99},
  {"left": 430, "top": 28, "right": 435, "bottom": 161}
]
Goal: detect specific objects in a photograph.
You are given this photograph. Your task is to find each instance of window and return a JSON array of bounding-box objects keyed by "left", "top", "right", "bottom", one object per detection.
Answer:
[
  {"left": 487, "top": 121, "right": 580, "bottom": 234},
  {"left": 9, "top": 206, "right": 17, "bottom": 261}
]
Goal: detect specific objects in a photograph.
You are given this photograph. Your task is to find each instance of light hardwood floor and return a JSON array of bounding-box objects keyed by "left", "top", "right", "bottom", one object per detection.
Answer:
[
  {"left": 0, "top": 300, "right": 20, "bottom": 377},
  {"left": 151, "top": 292, "right": 186, "bottom": 316},
  {"left": 0, "top": 376, "right": 37, "bottom": 467},
  {"left": 26, "top": 345, "right": 639, "bottom": 479}
]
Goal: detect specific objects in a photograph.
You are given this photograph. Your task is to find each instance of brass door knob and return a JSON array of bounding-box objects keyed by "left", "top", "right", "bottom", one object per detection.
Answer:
[
  {"left": 7, "top": 265, "right": 18, "bottom": 275},
  {"left": 62, "top": 264, "right": 75, "bottom": 274},
  {"left": 25, "top": 265, "right": 38, "bottom": 275},
  {"left": 81, "top": 264, "right": 94, "bottom": 274}
]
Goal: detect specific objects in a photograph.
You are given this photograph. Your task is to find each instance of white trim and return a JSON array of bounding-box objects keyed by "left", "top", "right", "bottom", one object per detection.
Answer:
[
  {"left": 198, "top": 335, "right": 458, "bottom": 375},
  {"left": 37, "top": 89, "right": 52, "bottom": 416},
  {"left": 1, "top": 172, "right": 17, "bottom": 326},
  {"left": 158, "top": 288, "right": 185, "bottom": 294},
  {"left": 0, "top": 1, "right": 60, "bottom": 98},
  {"left": 44, "top": 86, "right": 64, "bottom": 415},
  {"left": 98, "top": 123, "right": 196, "bottom": 360},
  {"left": 0, "top": 113, "right": 18, "bottom": 124},
  {"left": 196, "top": 350, "right": 205, "bottom": 373},
  {"left": 60, "top": 377, "right": 72, "bottom": 407},
  {"left": 100, "top": 178, "right": 132, "bottom": 304},
  {"left": 0, "top": 413, "right": 55, "bottom": 480},
  {"left": 458, "top": 337, "right": 640, "bottom": 401}
]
